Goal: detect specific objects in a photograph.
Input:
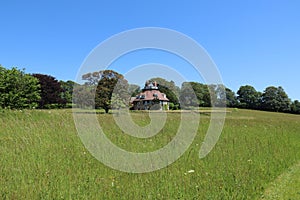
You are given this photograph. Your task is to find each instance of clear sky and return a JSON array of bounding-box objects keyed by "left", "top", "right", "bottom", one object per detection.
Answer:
[{"left": 0, "top": 0, "right": 299, "bottom": 100}]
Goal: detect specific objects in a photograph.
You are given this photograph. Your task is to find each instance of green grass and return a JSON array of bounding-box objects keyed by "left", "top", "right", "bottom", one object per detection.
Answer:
[
  {"left": 0, "top": 108, "right": 300, "bottom": 199},
  {"left": 261, "top": 161, "right": 300, "bottom": 199}
]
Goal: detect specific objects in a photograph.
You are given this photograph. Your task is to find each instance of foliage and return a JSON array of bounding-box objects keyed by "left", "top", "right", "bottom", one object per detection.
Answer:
[
  {"left": 32, "top": 74, "right": 66, "bottom": 108},
  {"left": 179, "top": 82, "right": 199, "bottom": 108},
  {"left": 111, "top": 93, "right": 128, "bottom": 109},
  {"left": 261, "top": 86, "right": 291, "bottom": 112},
  {"left": 0, "top": 65, "right": 299, "bottom": 114},
  {"left": 189, "top": 82, "right": 211, "bottom": 107},
  {"left": 180, "top": 82, "right": 228, "bottom": 108},
  {"left": 291, "top": 100, "right": 300, "bottom": 114},
  {"left": 82, "top": 71, "right": 102, "bottom": 86},
  {"left": 211, "top": 84, "right": 227, "bottom": 107},
  {"left": 82, "top": 70, "right": 129, "bottom": 113},
  {"left": 169, "top": 102, "right": 175, "bottom": 110},
  {"left": 60, "top": 80, "right": 78, "bottom": 104},
  {"left": 0, "top": 66, "right": 40, "bottom": 109},
  {"left": 225, "top": 87, "right": 239, "bottom": 107},
  {"left": 72, "top": 85, "right": 95, "bottom": 108},
  {"left": 237, "top": 85, "right": 261, "bottom": 109},
  {"left": 128, "top": 84, "right": 140, "bottom": 97}
]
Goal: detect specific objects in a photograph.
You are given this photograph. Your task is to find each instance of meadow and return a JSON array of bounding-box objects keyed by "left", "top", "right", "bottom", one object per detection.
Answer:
[{"left": 0, "top": 108, "right": 299, "bottom": 199}]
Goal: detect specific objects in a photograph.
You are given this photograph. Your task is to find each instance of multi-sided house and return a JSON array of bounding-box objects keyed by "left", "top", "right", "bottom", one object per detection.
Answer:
[{"left": 131, "top": 81, "right": 169, "bottom": 110}]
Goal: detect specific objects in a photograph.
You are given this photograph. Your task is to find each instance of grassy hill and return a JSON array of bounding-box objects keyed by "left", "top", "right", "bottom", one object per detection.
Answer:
[{"left": 0, "top": 109, "right": 299, "bottom": 199}]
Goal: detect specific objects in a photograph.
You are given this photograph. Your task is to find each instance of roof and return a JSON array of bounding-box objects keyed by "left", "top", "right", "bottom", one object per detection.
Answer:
[{"left": 133, "top": 89, "right": 169, "bottom": 102}]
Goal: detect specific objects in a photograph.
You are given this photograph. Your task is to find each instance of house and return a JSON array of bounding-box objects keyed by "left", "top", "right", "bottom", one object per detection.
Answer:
[{"left": 131, "top": 81, "right": 169, "bottom": 110}]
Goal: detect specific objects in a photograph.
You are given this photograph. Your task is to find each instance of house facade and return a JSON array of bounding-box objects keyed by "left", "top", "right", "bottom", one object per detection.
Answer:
[{"left": 131, "top": 81, "right": 169, "bottom": 110}]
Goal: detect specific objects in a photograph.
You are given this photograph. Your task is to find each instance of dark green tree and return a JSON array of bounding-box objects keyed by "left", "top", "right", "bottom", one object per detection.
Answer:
[
  {"left": 261, "top": 86, "right": 291, "bottom": 112},
  {"left": 0, "top": 66, "right": 41, "bottom": 109},
  {"left": 291, "top": 100, "right": 300, "bottom": 114},
  {"left": 32, "top": 74, "right": 66, "bottom": 108},
  {"left": 190, "top": 82, "right": 211, "bottom": 107},
  {"left": 157, "top": 84, "right": 179, "bottom": 105},
  {"left": 237, "top": 85, "right": 261, "bottom": 109},
  {"left": 225, "top": 87, "right": 238, "bottom": 107},
  {"left": 82, "top": 70, "right": 129, "bottom": 113}
]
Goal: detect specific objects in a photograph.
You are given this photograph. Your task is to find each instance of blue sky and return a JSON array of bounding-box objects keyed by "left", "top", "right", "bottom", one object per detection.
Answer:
[{"left": 0, "top": 1, "right": 299, "bottom": 100}]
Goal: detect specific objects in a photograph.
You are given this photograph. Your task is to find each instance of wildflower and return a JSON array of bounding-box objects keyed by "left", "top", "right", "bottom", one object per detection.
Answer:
[{"left": 184, "top": 169, "right": 195, "bottom": 175}]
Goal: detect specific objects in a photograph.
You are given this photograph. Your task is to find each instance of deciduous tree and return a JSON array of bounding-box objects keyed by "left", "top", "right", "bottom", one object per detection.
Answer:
[
  {"left": 32, "top": 74, "right": 66, "bottom": 108},
  {"left": 291, "top": 100, "right": 300, "bottom": 114},
  {"left": 60, "top": 80, "right": 78, "bottom": 105},
  {"left": 0, "top": 66, "right": 40, "bottom": 109},
  {"left": 237, "top": 85, "right": 261, "bottom": 109},
  {"left": 82, "top": 70, "right": 129, "bottom": 113},
  {"left": 261, "top": 86, "right": 291, "bottom": 112}
]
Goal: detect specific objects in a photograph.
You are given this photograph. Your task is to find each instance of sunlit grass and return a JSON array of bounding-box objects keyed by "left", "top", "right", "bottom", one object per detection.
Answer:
[{"left": 0, "top": 108, "right": 299, "bottom": 199}]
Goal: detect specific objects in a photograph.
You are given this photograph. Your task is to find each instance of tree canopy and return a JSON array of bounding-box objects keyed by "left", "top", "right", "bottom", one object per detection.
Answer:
[
  {"left": 60, "top": 80, "right": 78, "bottom": 105},
  {"left": 261, "top": 86, "right": 291, "bottom": 112},
  {"left": 32, "top": 74, "right": 66, "bottom": 108},
  {"left": 81, "top": 70, "right": 129, "bottom": 113},
  {"left": 0, "top": 66, "right": 40, "bottom": 109},
  {"left": 0, "top": 64, "right": 299, "bottom": 114},
  {"left": 237, "top": 85, "right": 261, "bottom": 109}
]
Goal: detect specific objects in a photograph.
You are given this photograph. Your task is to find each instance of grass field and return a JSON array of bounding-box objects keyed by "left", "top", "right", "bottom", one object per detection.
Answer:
[{"left": 0, "top": 108, "right": 299, "bottom": 199}]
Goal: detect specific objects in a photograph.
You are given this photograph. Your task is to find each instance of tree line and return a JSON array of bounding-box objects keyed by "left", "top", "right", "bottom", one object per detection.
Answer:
[
  {"left": 0, "top": 65, "right": 299, "bottom": 114},
  {"left": 0, "top": 65, "right": 75, "bottom": 109}
]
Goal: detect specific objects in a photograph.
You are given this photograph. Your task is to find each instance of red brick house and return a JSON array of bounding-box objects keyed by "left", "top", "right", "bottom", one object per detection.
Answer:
[{"left": 131, "top": 81, "right": 169, "bottom": 110}]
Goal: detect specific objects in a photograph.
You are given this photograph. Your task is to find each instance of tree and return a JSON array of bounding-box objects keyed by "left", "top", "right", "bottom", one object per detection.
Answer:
[
  {"left": 128, "top": 84, "right": 140, "bottom": 97},
  {"left": 213, "top": 84, "right": 228, "bottom": 107},
  {"left": 60, "top": 80, "right": 78, "bottom": 105},
  {"left": 0, "top": 66, "right": 41, "bottom": 109},
  {"left": 225, "top": 87, "right": 238, "bottom": 107},
  {"left": 72, "top": 84, "right": 95, "bottom": 108},
  {"left": 189, "top": 82, "right": 211, "bottom": 107},
  {"left": 237, "top": 85, "right": 261, "bottom": 109},
  {"left": 82, "top": 71, "right": 101, "bottom": 86},
  {"left": 261, "top": 86, "right": 291, "bottom": 112},
  {"left": 291, "top": 100, "right": 300, "bottom": 114},
  {"left": 32, "top": 74, "right": 66, "bottom": 108},
  {"left": 179, "top": 82, "right": 198, "bottom": 108},
  {"left": 82, "top": 70, "right": 129, "bottom": 113}
]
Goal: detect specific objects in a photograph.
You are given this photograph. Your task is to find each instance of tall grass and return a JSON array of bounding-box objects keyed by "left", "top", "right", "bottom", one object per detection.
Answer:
[{"left": 0, "top": 109, "right": 299, "bottom": 199}]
